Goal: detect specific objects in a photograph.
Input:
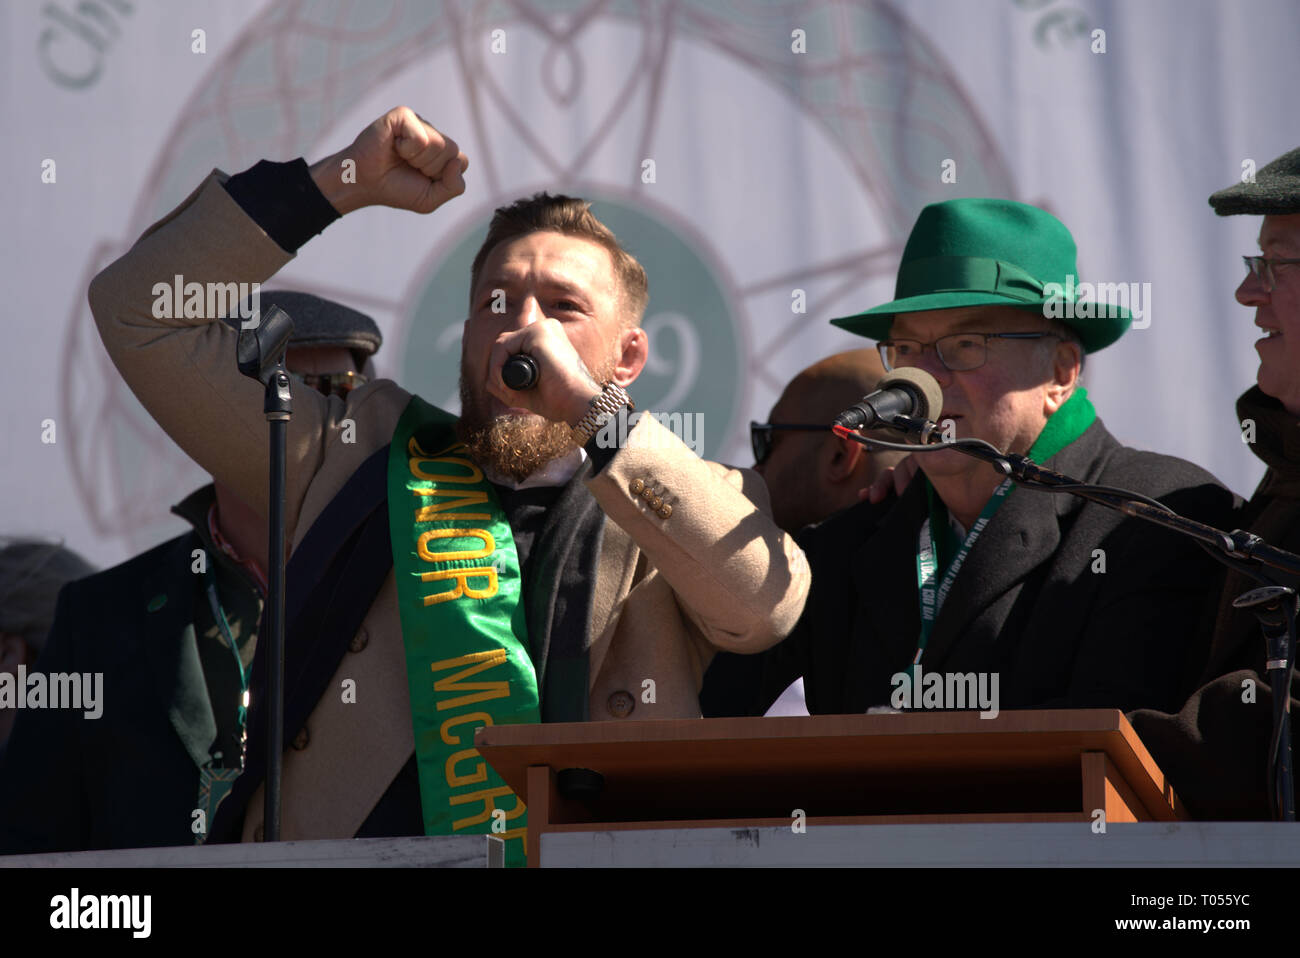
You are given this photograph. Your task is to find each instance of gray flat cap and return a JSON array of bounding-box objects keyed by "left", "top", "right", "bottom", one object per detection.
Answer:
[
  {"left": 1209, "top": 147, "right": 1300, "bottom": 216},
  {"left": 222, "top": 290, "right": 382, "bottom": 368}
]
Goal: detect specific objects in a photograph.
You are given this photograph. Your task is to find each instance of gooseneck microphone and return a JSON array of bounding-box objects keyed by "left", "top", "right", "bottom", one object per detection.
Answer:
[
  {"left": 502, "top": 353, "right": 539, "bottom": 390},
  {"left": 833, "top": 367, "right": 944, "bottom": 429}
]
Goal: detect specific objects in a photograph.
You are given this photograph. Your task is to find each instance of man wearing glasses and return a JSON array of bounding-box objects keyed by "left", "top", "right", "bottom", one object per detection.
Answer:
[
  {"left": 1130, "top": 148, "right": 1300, "bottom": 819},
  {"left": 0, "top": 292, "right": 381, "bottom": 853},
  {"left": 746, "top": 197, "right": 1234, "bottom": 719}
]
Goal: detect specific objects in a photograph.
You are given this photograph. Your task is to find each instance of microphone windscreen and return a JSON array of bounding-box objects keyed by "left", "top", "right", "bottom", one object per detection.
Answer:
[
  {"left": 877, "top": 367, "right": 943, "bottom": 421},
  {"left": 502, "top": 354, "right": 539, "bottom": 390}
]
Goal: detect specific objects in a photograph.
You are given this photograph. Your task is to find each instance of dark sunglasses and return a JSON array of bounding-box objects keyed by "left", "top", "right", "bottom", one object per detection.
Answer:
[
  {"left": 750, "top": 421, "right": 828, "bottom": 465},
  {"left": 291, "top": 370, "right": 367, "bottom": 399}
]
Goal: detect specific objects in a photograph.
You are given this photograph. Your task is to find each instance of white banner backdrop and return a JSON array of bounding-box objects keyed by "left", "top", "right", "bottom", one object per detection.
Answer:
[{"left": 1, "top": 0, "right": 1296, "bottom": 569}]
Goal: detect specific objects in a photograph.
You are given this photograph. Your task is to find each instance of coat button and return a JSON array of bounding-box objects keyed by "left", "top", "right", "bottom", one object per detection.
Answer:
[
  {"left": 607, "top": 690, "right": 635, "bottom": 718},
  {"left": 641, "top": 487, "right": 654, "bottom": 501},
  {"left": 650, "top": 497, "right": 662, "bottom": 510},
  {"left": 658, "top": 504, "right": 672, "bottom": 518},
  {"left": 630, "top": 478, "right": 644, "bottom": 495},
  {"left": 254, "top": 823, "right": 265, "bottom": 842},
  {"left": 348, "top": 627, "right": 369, "bottom": 653},
  {"left": 292, "top": 726, "right": 310, "bottom": 750}
]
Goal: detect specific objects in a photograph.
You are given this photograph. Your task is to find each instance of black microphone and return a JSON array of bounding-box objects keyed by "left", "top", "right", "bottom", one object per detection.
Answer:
[
  {"left": 833, "top": 367, "right": 944, "bottom": 429},
  {"left": 502, "top": 353, "right": 539, "bottom": 390}
]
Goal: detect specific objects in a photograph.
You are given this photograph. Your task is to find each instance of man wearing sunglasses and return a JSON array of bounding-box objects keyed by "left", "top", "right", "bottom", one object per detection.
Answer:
[
  {"left": 1130, "top": 147, "right": 1300, "bottom": 820},
  {"left": 0, "top": 292, "right": 382, "bottom": 853},
  {"left": 750, "top": 349, "right": 909, "bottom": 535},
  {"left": 704, "top": 349, "right": 908, "bottom": 718},
  {"left": 744, "top": 197, "right": 1234, "bottom": 720}
]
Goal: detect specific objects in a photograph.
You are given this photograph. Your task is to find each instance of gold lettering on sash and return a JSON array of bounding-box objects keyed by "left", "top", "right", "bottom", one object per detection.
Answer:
[
  {"left": 413, "top": 487, "right": 490, "bottom": 522},
  {"left": 445, "top": 748, "right": 489, "bottom": 788},
  {"left": 430, "top": 649, "right": 511, "bottom": 711},
  {"left": 418, "top": 527, "right": 495, "bottom": 562},
  {"left": 439, "top": 711, "right": 493, "bottom": 745},
  {"left": 449, "top": 785, "right": 525, "bottom": 830},
  {"left": 409, "top": 446, "right": 484, "bottom": 484},
  {"left": 420, "top": 567, "right": 498, "bottom": 605}
]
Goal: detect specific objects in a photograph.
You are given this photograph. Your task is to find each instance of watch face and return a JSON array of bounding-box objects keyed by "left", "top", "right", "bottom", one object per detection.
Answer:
[{"left": 65, "top": 0, "right": 1011, "bottom": 553}]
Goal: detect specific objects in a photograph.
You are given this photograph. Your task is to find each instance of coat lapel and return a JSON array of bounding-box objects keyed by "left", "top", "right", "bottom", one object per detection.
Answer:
[
  {"left": 586, "top": 515, "right": 640, "bottom": 684},
  {"left": 140, "top": 534, "right": 218, "bottom": 769},
  {"left": 922, "top": 422, "right": 1109, "bottom": 670},
  {"left": 920, "top": 479, "right": 1067, "bottom": 669}
]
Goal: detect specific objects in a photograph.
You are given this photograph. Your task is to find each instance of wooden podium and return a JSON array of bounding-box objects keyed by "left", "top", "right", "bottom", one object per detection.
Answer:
[{"left": 475, "top": 709, "right": 1183, "bottom": 867}]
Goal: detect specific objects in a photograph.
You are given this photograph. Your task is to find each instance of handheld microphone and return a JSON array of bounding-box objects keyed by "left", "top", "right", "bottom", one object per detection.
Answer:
[
  {"left": 833, "top": 367, "right": 943, "bottom": 430},
  {"left": 502, "top": 353, "right": 539, "bottom": 390}
]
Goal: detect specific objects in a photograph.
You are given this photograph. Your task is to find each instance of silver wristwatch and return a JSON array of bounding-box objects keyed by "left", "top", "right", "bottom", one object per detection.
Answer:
[{"left": 571, "top": 382, "right": 633, "bottom": 446}]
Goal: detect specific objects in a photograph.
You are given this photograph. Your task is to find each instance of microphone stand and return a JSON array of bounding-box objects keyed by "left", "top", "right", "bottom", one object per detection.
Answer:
[
  {"left": 837, "top": 417, "right": 1300, "bottom": 821},
  {"left": 237, "top": 305, "right": 294, "bottom": 841}
]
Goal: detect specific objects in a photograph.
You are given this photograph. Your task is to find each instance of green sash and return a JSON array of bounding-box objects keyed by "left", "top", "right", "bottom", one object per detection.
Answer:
[
  {"left": 387, "top": 396, "right": 538, "bottom": 867},
  {"left": 914, "top": 387, "right": 1097, "bottom": 663}
]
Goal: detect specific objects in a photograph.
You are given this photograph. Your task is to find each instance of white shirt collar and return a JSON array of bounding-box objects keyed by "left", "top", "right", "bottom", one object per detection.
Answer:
[{"left": 483, "top": 447, "right": 588, "bottom": 491}]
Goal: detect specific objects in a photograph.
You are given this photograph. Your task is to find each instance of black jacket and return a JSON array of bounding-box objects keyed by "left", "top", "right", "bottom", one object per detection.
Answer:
[
  {"left": 710, "top": 417, "right": 1235, "bottom": 718},
  {"left": 1129, "top": 387, "right": 1300, "bottom": 820},
  {"left": 0, "top": 533, "right": 212, "bottom": 852}
]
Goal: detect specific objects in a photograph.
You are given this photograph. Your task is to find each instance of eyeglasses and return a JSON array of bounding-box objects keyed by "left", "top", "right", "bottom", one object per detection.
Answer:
[
  {"left": 877, "top": 332, "right": 1060, "bottom": 372},
  {"left": 750, "top": 422, "right": 827, "bottom": 465},
  {"left": 291, "top": 370, "right": 367, "bottom": 399},
  {"left": 1243, "top": 255, "right": 1300, "bottom": 293}
]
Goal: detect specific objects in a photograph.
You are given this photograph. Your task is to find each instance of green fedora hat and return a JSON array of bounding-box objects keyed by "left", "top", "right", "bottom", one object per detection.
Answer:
[{"left": 831, "top": 198, "right": 1131, "bottom": 353}]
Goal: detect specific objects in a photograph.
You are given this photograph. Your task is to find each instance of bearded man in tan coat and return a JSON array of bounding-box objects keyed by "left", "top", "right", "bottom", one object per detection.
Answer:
[{"left": 87, "top": 106, "right": 809, "bottom": 856}]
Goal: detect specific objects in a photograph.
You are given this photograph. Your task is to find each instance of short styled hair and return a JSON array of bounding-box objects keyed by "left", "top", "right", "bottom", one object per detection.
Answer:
[{"left": 469, "top": 193, "right": 649, "bottom": 325}]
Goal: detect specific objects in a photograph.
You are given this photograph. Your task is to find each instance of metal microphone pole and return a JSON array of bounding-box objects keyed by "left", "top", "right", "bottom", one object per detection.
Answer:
[{"left": 237, "top": 304, "right": 294, "bottom": 841}]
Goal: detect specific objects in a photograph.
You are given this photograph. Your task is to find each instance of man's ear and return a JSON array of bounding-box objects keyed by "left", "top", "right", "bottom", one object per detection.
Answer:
[
  {"left": 1044, "top": 339, "right": 1082, "bottom": 415},
  {"left": 611, "top": 326, "right": 648, "bottom": 387},
  {"left": 825, "top": 434, "right": 866, "bottom": 483}
]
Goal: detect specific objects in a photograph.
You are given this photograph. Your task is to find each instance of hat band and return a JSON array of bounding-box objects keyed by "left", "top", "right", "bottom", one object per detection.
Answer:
[{"left": 895, "top": 256, "right": 1049, "bottom": 303}]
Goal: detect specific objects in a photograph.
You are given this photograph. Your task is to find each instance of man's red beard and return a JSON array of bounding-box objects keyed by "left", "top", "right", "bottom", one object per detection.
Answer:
[{"left": 455, "top": 357, "right": 616, "bottom": 484}]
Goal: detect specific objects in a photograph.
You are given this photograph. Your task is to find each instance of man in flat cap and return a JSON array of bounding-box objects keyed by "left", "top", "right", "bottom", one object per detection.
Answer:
[
  {"left": 1130, "top": 147, "right": 1300, "bottom": 820},
  {"left": 745, "top": 198, "right": 1234, "bottom": 719},
  {"left": 0, "top": 292, "right": 383, "bottom": 852}
]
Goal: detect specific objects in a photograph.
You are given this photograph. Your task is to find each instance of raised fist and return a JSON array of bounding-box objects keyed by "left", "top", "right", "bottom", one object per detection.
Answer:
[{"left": 309, "top": 106, "right": 469, "bottom": 215}]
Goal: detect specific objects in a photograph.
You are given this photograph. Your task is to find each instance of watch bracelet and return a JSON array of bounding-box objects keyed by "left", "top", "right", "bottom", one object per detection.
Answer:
[{"left": 572, "top": 382, "right": 633, "bottom": 446}]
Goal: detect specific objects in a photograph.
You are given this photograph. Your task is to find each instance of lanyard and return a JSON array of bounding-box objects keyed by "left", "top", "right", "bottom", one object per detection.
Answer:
[
  {"left": 913, "top": 477, "right": 1013, "bottom": 668},
  {"left": 910, "top": 387, "right": 1098, "bottom": 673},
  {"left": 203, "top": 563, "right": 249, "bottom": 769}
]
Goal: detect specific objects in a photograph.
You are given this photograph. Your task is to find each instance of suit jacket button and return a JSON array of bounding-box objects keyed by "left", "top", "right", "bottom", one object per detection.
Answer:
[
  {"left": 630, "top": 478, "right": 645, "bottom": 495},
  {"left": 292, "top": 726, "right": 310, "bottom": 750},
  {"left": 254, "top": 823, "right": 265, "bottom": 842},
  {"left": 650, "top": 497, "right": 663, "bottom": 510},
  {"left": 642, "top": 487, "right": 655, "bottom": 501},
  {"left": 349, "top": 627, "right": 369, "bottom": 653},
  {"left": 607, "top": 691, "right": 635, "bottom": 718},
  {"left": 658, "top": 504, "right": 672, "bottom": 518}
]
